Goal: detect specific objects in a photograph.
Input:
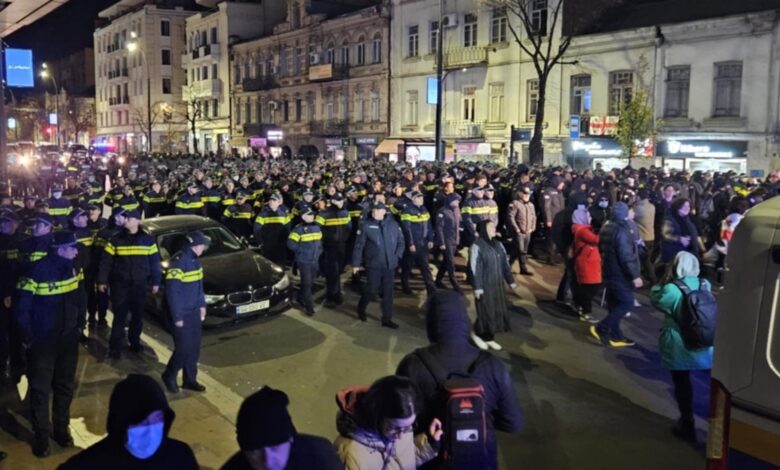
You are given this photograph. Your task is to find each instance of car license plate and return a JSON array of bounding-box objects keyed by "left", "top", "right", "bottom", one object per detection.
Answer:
[{"left": 236, "top": 300, "right": 270, "bottom": 315}]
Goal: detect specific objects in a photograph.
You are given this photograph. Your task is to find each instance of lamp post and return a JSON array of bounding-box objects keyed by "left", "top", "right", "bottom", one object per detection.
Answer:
[
  {"left": 39, "top": 63, "right": 61, "bottom": 147},
  {"left": 434, "top": 0, "right": 446, "bottom": 162},
  {"left": 128, "top": 32, "right": 153, "bottom": 154}
]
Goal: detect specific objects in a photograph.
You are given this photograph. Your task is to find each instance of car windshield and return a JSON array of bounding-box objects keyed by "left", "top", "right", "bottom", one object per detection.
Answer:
[{"left": 156, "top": 226, "right": 244, "bottom": 260}]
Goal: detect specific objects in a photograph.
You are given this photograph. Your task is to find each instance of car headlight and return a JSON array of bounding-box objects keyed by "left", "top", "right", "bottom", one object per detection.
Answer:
[
  {"left": 19, "top": 155, "right": 30, "bottom": 167},
  {"left": 118, "top": 156, "right": 126, "bottom": 165},
  {"left": 204, "top": 294, "right": 225, "bottom": 305},
  {"left": 273, "top": 274, "right": 290, "bottom": 291}
]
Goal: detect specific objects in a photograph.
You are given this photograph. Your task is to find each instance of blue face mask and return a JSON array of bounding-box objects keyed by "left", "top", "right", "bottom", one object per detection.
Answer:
[
  {"left": 125, "top": 421, "right": 164, "bottom": 460},
  {"left": 598, "top": 201, "right": 609, "bottom": 208},
  {"left": 52, "top": 192, "right": 62, "bottom": 199}
]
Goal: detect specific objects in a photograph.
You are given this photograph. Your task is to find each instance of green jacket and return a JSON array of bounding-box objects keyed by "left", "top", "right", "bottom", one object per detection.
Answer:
[{"left": 650, "top": 276, "right": 714, "bottom": 370}]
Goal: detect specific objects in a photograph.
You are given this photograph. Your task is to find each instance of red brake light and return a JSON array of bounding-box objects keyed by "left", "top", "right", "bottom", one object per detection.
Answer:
[{"left": 706, "top": 378, "right": 732, "bottom": 469}]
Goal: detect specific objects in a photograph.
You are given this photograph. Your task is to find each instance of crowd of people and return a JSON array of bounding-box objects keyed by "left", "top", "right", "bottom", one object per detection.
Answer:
[{"left": 0, "top": 151, "right": 778, "bottom": 467}]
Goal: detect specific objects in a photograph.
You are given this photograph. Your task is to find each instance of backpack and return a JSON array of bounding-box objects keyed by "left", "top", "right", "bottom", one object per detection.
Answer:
[
  {"left": 415, "top": 349, "right": 492, "bottom": 470},
  {"left": 672, "top": 279, "right": 718, "bottom": 349}
]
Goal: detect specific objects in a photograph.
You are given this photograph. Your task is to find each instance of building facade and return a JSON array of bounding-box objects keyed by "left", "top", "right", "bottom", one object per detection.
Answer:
[
  {"left": 231, "top": 0, "right": 390, "bottom": 160},
  {"left": 93, "top": 0, "right": 197, "bottom": 154},
  {"left": 182, "top": 0, "right": 286, "bottom": 155}
]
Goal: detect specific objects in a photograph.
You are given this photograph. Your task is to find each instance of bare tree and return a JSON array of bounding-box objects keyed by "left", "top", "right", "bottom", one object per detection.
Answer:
[
  {"left": 65, "top": 96, "right": 95, "bottom": 143},
  {"left": 131, "top": 102, "right": 166, "bottom": 152}
]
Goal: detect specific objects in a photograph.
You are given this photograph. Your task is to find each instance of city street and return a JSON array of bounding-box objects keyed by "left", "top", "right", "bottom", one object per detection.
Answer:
[{"left": 0, "top": 258, "right": 706, "bottom": 470}]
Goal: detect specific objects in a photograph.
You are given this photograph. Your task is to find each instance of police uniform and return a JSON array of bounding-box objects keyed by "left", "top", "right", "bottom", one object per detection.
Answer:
[
  {"left": 162, "top": 232, "right": 210, "bottom": 394},
  {"left": 461, "top": 188, "right": 491, "bottom": 247},
  {"left": 254, "top": 194, "right": 291, "bottom": 266},
  {"left": 0, "top": 211, "right": 24, "bottom": 382},
  {"left": 15, "top": 231, "right": 85, "bottom": 456},
  {"left": 287, "top": 208, "right": 322, "bottom": 316},
  {"left": 175, "top": 183, "right": 205, "bottom": 215},
  {"left": 222, "top": 191, "right": 254, "bottom": 241},
  {"left": 69, "top": 209, "right": 95, "bottom": 333},
  {"left": 142, "top": 189, "right": 168, "bottom": 218},
  {"left": 435, "top": 193, "right": 462, "bottom": 291},
  {"left": 97, "top": 209, "right": 162, "bottom": 357},
  {"left": 19, "top": 214, "right": 55, "bottom": 269},
  {"left": 316, "top": 194, "right": 351, "bottom": 305},
  {"left": 200, "top": 184, "right": 223, "bottom": 220},
  {"left": 399, "top": 194, "right": 436, "bottom": 294},
  {"left": 352, "top": 203, "right": 405, "bottom": 327},
  {"left": 48, "top": 185, "right": 73, "bottom": 228}
]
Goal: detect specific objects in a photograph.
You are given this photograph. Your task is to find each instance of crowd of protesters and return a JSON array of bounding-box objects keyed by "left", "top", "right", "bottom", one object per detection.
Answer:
[{"left": 0, "top": 150, "right": 778, "bottom": 467}]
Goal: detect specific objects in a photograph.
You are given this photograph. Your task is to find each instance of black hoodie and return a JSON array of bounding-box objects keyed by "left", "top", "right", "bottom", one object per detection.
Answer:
[
  {"left": 395, "top": 290, "right": 523, "bottom": 469},
  {"left": 59, "top": 374, "right": 198, "bottom": 470}
]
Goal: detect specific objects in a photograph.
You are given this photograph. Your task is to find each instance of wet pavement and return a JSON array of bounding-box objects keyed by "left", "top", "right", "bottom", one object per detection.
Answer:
[{"left": 0, "top": 258, "right": 707, "bottom": 469}]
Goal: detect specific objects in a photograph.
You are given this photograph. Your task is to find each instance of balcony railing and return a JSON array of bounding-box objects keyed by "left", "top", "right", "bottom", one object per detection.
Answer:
[
  {"left": 445, "top": 120, "right": 484, "bottom": 138},
  {"left": 108, "top": 96, "right": 129, "bottom": 106},
  {"left": 309, "top": 119, "right": 348, "bottom": 136},
  {"left": 108, "top": 68, "right": 128, "bottom": 79},
  {"left": 443, "top": 46, "right": 488, "bottom": 69},
  {"left": 183, "top": 79, "right": 223, "bottom": 99},
  {"left": 242, "top": 76, "right": 279, "bottom": 92}
]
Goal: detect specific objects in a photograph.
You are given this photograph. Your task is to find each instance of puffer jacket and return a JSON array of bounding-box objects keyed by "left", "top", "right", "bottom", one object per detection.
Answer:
[
  {"left": 572, "top": 224, "right": 601, "bottom": 285},
  {"left": 598, "top": 219, "right": 640, "bottom": 287},
  {"left": 334, "top": 387, "right": 437, "bottom": 470},
  {"left": 506, "top": 199, "right": 536, "bottom": 235}
]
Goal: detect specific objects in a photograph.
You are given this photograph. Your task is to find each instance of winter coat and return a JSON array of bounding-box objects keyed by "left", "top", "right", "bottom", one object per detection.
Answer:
[
  {"left": 598, "top": 219, "right": 640, "bottom": 288},
  {"left": 542, "top": 187, "right": 565, "bottom": 225},
  {"left": 352, "top": 216, "right": 405, "bottom": 271},
  {"left": 572, "top": 224, "right": 601, "bottom": 285},
  {"left": 633, "top": 199, "right": 656, "bottom": 242},
  {"left": 98, "top": 228, "right": 162, "bottom": 287},
  {"left": 396, "top": 290, "right": 523, "bottom": 470},
  {"left": 334, "top": 387, "right": 438, "bottom": 470},
  {"left": 650, "top": 277, "right": 714, "bottom": 370},
  {"left": 506, "top": 199, "right": 536, "bottom": 235},
  {"left": 470, "top": 238, "right": 515, "bottom": 337},
  {"left": 435, "top": 196, "right": 461, "bottom": 247},
  {"left": 661, "top": 213, "right": 701, "bottom": 263},
  {"left": 164, "top": 246, "right": 206, "bottom": 321},
  {"left": 221, "top": 434, "right": 343, "bottom": 470},
  {"left": 400, "top": 205, "right": 434, "bottom": 247},
  {"left": 288, "top": 222, "right": 323, "bottom": 265}
]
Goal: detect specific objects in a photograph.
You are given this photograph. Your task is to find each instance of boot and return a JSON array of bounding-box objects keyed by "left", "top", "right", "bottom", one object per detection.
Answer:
[{"left": 672, "top": 418, "right": 696, "bottom": 443}]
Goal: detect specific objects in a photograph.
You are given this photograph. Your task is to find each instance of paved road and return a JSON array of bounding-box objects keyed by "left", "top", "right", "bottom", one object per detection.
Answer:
[{"left": 0, "top": 258, "right": 707, "bottom": 469}]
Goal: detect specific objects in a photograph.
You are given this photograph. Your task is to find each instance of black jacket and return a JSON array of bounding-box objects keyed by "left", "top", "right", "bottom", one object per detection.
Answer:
[
  {"left": 598, "top": 219, "right": 641, "bottom": 287},
  {"left": 396, "top": 291, "right": 523, "bottom": 469},
  {"left": 220, "top": 434, "right": 343, "bottom": 470},
  {"left": 98, "top": 228, "right": 162, "bottom": 286},
  {"left": 58, "top": 374, "right": 198, "bottom": 470},
  {"left": 352, "top": 215, "right": 404, "bottom": 271}
]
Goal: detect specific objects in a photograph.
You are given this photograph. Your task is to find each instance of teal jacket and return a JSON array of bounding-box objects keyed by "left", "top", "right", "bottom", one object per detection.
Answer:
[{"left": 650, "top": 276, "right": 714, "bottom": 370}]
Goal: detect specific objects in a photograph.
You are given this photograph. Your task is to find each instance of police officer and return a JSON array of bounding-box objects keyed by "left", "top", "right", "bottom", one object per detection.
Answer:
[
  {"left": 287, "top": 207, "right": 322, "bottom": 316},
  {"left": 462, "top": 185, "right": 490, "bottom": 246},
  {"left": 435, "top": 192, "right": 462, "bottom": 292},
  {"left": 543, "top": 176, "right": 566, "bottom": 264},
  {"left": 222, "top": 189, "right": 253, "bottom": 241},
  {"left": 15, "top": 230, "right": 85, "bottom": 457},
  {"left": 507, "top": 187, "right": 537, "bottom": 276},
  {"left": 352, "top": 202, "right": 405, "bottom": 329},
  {"left": 200, "top": 176, "right": 223, "bottom": 220},
  {"left": 175, "top": 181, "right": 205, "bottom": 215},
  {"left": 48, "top": 183, "right": 72, "bottom": 228},
  {"left": 97, "top": 209, "right": 161, "bottom": 359},
  {"left": 161, "top": 231, "right": 211, "bottom": 394},
  {"left": 142, "top": 180, "right": 168, "bottom": 218},
  {"left": 316, "top": 193, "right": 351, "bottom": 307},
  {"left": 19, "top": 213, "right": 56, "bottom": 268},
  {"left": 0, "top": 211, "right": 23, "bottom": 384},
  {"left": 84, "top": 173, "right": 105, "bottom": 210},
  {"left": 69, "top": 208, "right": 94, "bottom": 339},
  {"left": 254, "top": 191, "right": 290, "bottom": 266},
  {"left": 400, "top": 191, "right": 435, "bottom": 295},
  {"left": 115, "top": 184, "right": 141, "bottom": 213}
]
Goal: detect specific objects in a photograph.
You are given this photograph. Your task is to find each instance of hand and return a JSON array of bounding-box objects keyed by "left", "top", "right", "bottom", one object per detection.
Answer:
[
  {"left": 428, "top": 418, "right": 444, "bottom": 443},
  {"left": 3, "top": 296, "right": 11, "bottom": 309},
  {"left": 97, "top": 284, "right": 107, "bottom": 293},
  {"left": 352, "top": 267, "right": 360, "bottom": 275},
  {"left": 409, "top": 245, "right": 416, "bottom": 253},
  {"left": 200, "top": 307, "right": 206, "bottom": 321},
  {"left": 546, "top": 221, "right": 552, "bottom": 228},
  {"left": 680, "top": 236, "right": 691, "bottom": 247},
  {"left": 174, "top": 320, "right": 184, "bottom": 328},
  {"left": 474, "top": 290, "right": 483, "bottom": 300},
  {"left": 439, "top": 245, "right": 445, "bottom": 251},
  {"left": 151, "top": 285, "right": 159, "bottom": 294},
  {"left": 632, "top": 277, "right": 643, "bottom": 289}
]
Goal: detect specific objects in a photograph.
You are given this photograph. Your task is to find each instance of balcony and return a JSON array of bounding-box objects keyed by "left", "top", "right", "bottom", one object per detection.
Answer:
[
  {"left": 199, "top": 43, "right": 220, "bottom": 60},
  {"left": 445, "top": 120, "right": 484, "bottom": 139},
  {"left": 308, "top": 63, "right": 349, "bottom": 82},
  {"left": 242, "top": 76, "right": 278, "bottom": 92},
  {"left": 109, "top": 96, "right": 129, "bottom": 106},
  {"left": 309, "top": 120, "right": 348, "bottom": 137},
  {"left": 442, "top": 46, "right": 488, "bottom": 69},
  {"left": 182, "top": 79, "right": 223, "bottom": 100},
  {"left": 108, "top": 68, "right": 129, "bottom": 79}
]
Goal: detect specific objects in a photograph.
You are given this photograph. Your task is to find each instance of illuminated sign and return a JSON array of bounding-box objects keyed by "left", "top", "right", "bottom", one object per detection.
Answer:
[
  {"left": 49, "top": 113, "right": 58, "bottom": 125},
  {"left": 427, "top": 77, "right": 438, "bottom": 104},
  {"left": 267, "top": 130, "right": 283, "bottom": 140},
  {"left": 308, "top": 64, "right": 333, "bottom": 81},
  {"left": 5, "top": 49, "right": 34, "bottom": 87},
  {"left": 657, "top": 140, "right": 747, "bottom": 158},
  {"left": 569, "top": 140, "right": 623, "bottom": 157},
  {"left": 7, "top": 118, "right": 16, "bottom": 129}
]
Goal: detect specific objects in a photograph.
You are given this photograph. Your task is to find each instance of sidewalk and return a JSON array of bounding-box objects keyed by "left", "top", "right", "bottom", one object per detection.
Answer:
[{"left": 0, "top": 319, "right": 243, "bottom": 470}]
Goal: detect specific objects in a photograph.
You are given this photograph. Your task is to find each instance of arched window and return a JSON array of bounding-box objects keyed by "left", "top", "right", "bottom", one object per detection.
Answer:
[
  {"left": 340, "top": 39, "right": 350, "bottom": 65},
  {"left": 356, "top": 36, "right": 365, "bottom": 66},
  {"left": 372, "top": 33, "right": 382, "bottom": 64},
  {"left": 325, "top": 43, "right": 335, "bottom": 64}
]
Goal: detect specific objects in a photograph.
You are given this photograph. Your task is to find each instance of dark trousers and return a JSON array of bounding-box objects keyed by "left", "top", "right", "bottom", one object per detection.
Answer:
[
  {"left": 164, "top": 312, "right": 202, "bottom": 385},
  {"left": 572, "top": 282, "right": 599, "bottom": 314},
  {"left": 596, "top": 284, "right": 634, "bottom": 340},
  {"left": 671, "top": 370, "right": 694, "bottom": 422},
  {"left": 297, "top": 263, "right": 317, "bottom": 311},
  {"left": 509, "top": 233, "right": 531, "bottom": 271},
  {"left": 358, "top": 268, "right": 395, "bottom": 321},
  {"left": 401, "top": 244, "right": 435, "bottom": 293},
  {"left": 27, "top": 333, "right": 79, "bottom": 437},
  {"left": 323, "top": 243, "right": 346, "bottom": 300},
  {"left": 109, "top": 283, "right": 146, "bottom": 351},
  {"left": 435, "top": 243, "right": 460, "bottom": 290},
  {"left": 641, "top": 241, "right": 658, "bottom": 285},
  {"left": 0, "top": 302, "right": 24, "bottom": 378},
  {"left": 556, "top": 258, "right": 574, "bottom": 302}
]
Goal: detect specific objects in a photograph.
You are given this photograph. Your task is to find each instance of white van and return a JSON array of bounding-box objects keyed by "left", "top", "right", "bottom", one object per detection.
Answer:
[{"left": 707, "top": 195, "right": 780, "bottom": 468}]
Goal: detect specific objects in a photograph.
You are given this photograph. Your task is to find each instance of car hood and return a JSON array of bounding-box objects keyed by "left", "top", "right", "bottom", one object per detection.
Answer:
[{"left": 200, "top": 251, "right": 283, "bottom": 294}]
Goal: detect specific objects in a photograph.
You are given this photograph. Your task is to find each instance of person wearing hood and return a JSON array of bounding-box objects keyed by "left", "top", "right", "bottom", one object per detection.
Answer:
[
  {"left": 334, "top": 375, "right": 441, "bottom": 470},
  {"left": 542, "top": 175, "right": 566, "bottom": 264},
  {"left": 588, "top": 192, "right": 612, "bottom": 233},
  {"left": 589, "top": 202, "right": 643, "bottom": 348},
  {"left": 571, "top": 208, "right": 601, "bottom": 323},
  {"left": 221, "top": 386, "right": 342, "bottom": 470},
  {"left": 650, "top": 252, "right": 713, "bottom": 443},
  {"left": 396, "top": 290, "right": 522, "bottom": 469},
  {"left": 660, "top": 197, "right": 701, "bottom": 264},
  {"left": 58, "top": 374, "right": 199, "bottom": 469}
]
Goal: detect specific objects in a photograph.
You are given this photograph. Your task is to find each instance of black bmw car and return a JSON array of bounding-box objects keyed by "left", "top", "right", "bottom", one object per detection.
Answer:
[{"left": 141, "top": 215, "right": 292, "bottom": 328}]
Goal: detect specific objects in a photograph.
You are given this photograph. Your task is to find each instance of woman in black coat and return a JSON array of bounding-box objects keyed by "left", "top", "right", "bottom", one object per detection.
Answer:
[{"left": 660, "top": 198, "right": 701, "bottom": 264}]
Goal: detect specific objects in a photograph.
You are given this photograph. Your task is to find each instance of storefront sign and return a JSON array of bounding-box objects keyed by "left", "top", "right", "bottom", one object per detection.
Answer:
[
  {"left": 249, "top": 138, "right": 267, "bottom": 147},
  {"left": 564, "top": 138, "right": 624, "bottom": 157},
  {"left": 569, "top": 115, "right": 580, "bottom": 139},
  {"left": 656, "top": 140, "right": 747, "bottom": 158},
  {"left": 267, "top": 130, "right": 284, "bottom": 141},
  {"left": 309, "top": 64, "right": 333, "bottom": 81},
  {"left": 427, "top": 77, "right": 438, "bottom": 105},
  {"left": 324, "top": 138, "right": 342, "bottom": 146},
  {"left": 355, "top": 137, "right": 378, "bottom": 145}
]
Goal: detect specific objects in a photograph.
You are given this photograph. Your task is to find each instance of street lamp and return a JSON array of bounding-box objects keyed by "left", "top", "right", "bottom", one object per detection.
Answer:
[
  {"left": 39, "top": 63, "right": 61, "bottom": 147},
  {"left": 127, "top": 31, "right": 153, "bottom": 154}
]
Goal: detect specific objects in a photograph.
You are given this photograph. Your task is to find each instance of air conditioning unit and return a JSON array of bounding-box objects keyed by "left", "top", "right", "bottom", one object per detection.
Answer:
[
  {"left": 443, "top": 14, "right": 458, "bottom": 28},
  {"left": 269, "top": 101, "right": 279, "bottom": 110},
  {"left": 310, "top": 53, "right": 320, "bottom": 65}
]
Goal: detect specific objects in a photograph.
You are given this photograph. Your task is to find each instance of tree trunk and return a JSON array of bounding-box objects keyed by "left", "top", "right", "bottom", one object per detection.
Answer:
[
  {"left": 529, "top": 74, "right": 548, "bottom": 166},
  {"left": 190, "top": 119, "right": 199, "bottom": 154}
]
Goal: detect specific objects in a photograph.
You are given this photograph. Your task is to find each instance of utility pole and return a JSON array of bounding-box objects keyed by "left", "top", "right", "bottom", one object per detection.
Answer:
[{"left": 434, "top": 0, "right": 446, "bottom": 162}]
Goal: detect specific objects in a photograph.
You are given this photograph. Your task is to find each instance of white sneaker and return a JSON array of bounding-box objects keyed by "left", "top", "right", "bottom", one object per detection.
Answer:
[
  {"left": 470, "top": 331, "right": 489, "bottom": 351},
  {"left": 486, "top": 340, "right": 503, "bottom": 351},
  {"left": 633, "top": 299, "right": 641, "bottom": 308}
]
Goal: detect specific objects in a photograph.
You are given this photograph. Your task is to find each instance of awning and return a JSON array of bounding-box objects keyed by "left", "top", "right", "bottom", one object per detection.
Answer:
[{"left": 374, "top": 139, "right": 404, "bottom": 155}]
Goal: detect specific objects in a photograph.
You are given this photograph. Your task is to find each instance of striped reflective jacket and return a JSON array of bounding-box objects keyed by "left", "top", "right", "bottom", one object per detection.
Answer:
[
  {"left": 98, "top": 228, "right": 162, "bottom": 286},
  {"left": 164, "top": 247, "right": 206, "bottom": 321},
  {"left": 287, "top": 222, "right": 323, "bottom": 265}
]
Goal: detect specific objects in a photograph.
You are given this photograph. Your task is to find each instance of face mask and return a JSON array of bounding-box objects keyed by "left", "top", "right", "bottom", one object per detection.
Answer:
[
  {"left": 125, "top": 421, "right": 164, "bottom": 460},
  {"left": 52, "top": 192, "right": 62, "bottom": 199},
  {"left": 88, "top": 176, "right": 96, "bottom": 183},
  {"left": 598, "top": 201, "right": 608, "bottom": 208}
]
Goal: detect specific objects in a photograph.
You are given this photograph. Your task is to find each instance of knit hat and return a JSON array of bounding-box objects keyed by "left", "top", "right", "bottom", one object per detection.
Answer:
[
  {"left": 236, "top": 386, "right": 297, "bottom": 450},
  {"left": 612, "top": 201, "right": 629, "bottom": 221}
]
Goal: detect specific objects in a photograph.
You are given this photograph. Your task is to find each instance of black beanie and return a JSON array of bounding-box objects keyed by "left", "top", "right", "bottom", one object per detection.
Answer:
[{"left": 236, "top": 386, "right": 297, "bottom": 450}]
